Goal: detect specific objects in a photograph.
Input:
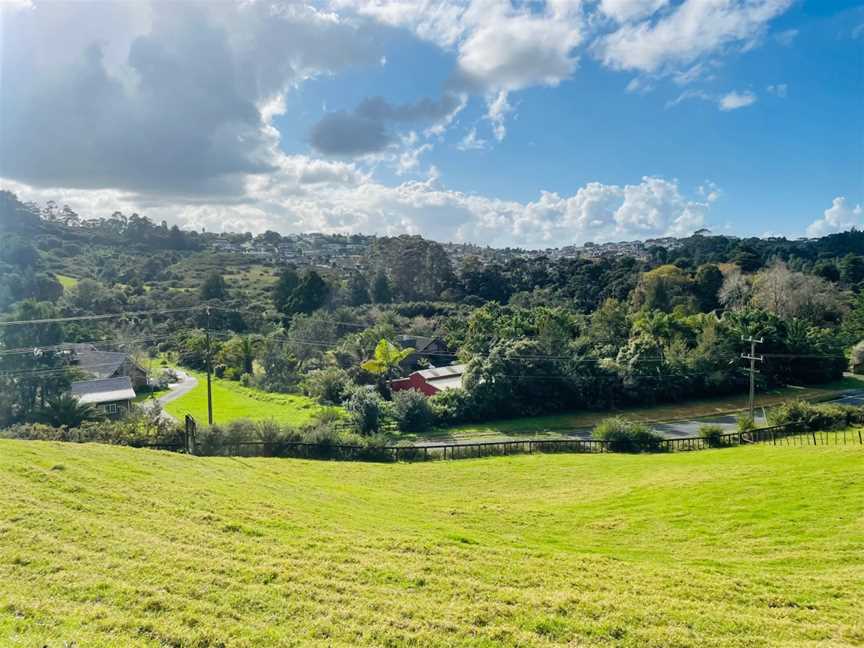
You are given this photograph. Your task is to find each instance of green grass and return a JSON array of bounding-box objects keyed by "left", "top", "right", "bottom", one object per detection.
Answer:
[
  {"left": 162, "top": 370, "right": 327, "bottom": 426},
  {"left": 55, "top": 274, "right": 79, "bottom": 291},
  {"left": 1, "top": 440, "right": 862, "bottom": 647},
  {"left": 426, "top": 375, "right": 864, "bottom": 442}
]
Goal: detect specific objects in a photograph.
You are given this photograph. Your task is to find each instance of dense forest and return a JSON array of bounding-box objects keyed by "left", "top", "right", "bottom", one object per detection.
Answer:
[{"left": 3, "top": 189, "right": 864, "bottom": 432}]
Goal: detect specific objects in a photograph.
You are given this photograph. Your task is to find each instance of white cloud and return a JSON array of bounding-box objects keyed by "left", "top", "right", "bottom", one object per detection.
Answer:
[
  {"left": 599, "top": 0, "right": 670, "bottom": 24},
  {"left": 766, "top": 83, "right": 788, "bottom": 98},
  {"left": 457, "top": 128, "right": 488, "bottom": 151},
  {"left": 595, "top": 0, "right": 792, "bottom": 74},
  {"left": 719, "top": 90, "right": 757, "bottom": 110},
  {"left": 807, "top": 197, "right": 864, "bottom": 237},
  {"left": 3, "top": 173, "right": 712, "bottom": 249}
]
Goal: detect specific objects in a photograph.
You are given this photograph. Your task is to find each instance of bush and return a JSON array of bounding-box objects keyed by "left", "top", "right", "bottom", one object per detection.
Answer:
[
  {"left": 239, "top": 373, "right": 254, "bottom": 388},
  {"left": 429, "top": 388, "right": 476, "bottom": 426},
  {"left": 302, "top": 367, "right": 351, "bottom": 405},
  {"left": 224, "top": 367, "right": 241, "bottom": 381},
  {"left": 698, "top": 424, "right": 726, "bottom": 448},
  {"left": 346, "top": 387, "right": 382, "bottom": 435},
  {"left": 766, "top": 400, "right": 861, "bottom": 431},
  {"left": 737, "top": 413, "right": 756, "bottom": 433},
  {"left": 391, "top": 389, "right": 434, "bottom": 433},
  {"left": 592, "top": 417, "right": 666, "bottom": 453}
]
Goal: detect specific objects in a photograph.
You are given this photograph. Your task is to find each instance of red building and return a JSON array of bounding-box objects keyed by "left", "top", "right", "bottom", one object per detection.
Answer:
[{"left": 390, "top": 364, "right": 467, "bottom": 397}]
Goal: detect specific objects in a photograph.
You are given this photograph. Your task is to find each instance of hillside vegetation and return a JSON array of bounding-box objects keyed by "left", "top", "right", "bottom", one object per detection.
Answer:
[{"left": 1, "top": 441, "right": 862, "bottom": 647}]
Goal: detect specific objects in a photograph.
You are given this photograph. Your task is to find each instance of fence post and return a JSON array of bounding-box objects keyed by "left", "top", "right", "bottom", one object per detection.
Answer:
[{"left": 529, "top": 440, "right": 533, "bottom": 454}]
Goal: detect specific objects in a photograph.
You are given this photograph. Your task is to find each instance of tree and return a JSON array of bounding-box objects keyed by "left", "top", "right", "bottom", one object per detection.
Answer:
[
  {"left": 718, "top": 268, "right": 751, "bottom": 311},
  {"left": 285, "top": 271, "right": 330, "bottom": 315},
  {"left": 361, "top": 339, "right": 414, "bottom": 395},
  {"left": 694, "top": 264, "right": 723, "bottom": 312},
  {"left": 391, "top": 389, "right": 434, "bottom": 432},
  {"left": 273, "top": 267, "right": 300, "bottom": 313},
  {"left": 219, "top": 335, "right": 260, "bottom": 376},
  {"left": 37, "top": 394, "right": 102, "bottom": 428},
  {"left": 200, "top": 273, "right": 228, "bottom": 301},
  {"left": 631, "top": 265, "right": 695, "bottom": 313},
  {"left": 370, "top": 270, "right": 392, "bottom": 304},
  {"left": 751, "top": 261, "right": 842, "bottom": 323},
  {"left": 302, "top": 367, "right": 351, "bottom": 405},
  {"left": 346, "top": 387, "right": 382, "bottom": 435},
  {"left": 346, "top": 272, "right": 371, "bottom": 306},
  {"left": 840, "top": 254, "right": 864, "bottom": 285}
]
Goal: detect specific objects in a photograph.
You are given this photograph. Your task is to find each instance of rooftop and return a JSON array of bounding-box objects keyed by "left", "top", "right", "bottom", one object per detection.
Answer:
[{"left": 70, "top": 376, "right": 136, "bottom": 405}]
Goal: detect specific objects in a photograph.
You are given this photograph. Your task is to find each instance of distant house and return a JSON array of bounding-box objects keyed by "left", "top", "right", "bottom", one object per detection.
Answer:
[
  {"left": 70, "top": 376, "right": 136, "bottom": 418},
  {"left": 396, "top": 335, "right": 451, "bottom": 372},
  {"left": 60, "top": 343, "right": 148, "bottom": 389},
  {"left": 390, "top": 364, "right": 467, "bottom": 397}
]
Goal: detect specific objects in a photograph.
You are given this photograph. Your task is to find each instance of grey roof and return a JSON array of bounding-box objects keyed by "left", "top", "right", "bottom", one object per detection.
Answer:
[
  {"left": 59, "top": 343, "right": 135, "bottom": 380},
  {"left": 70, "top": 376, "right": 136, "bottom": 405},
  {"left": 415, "top": 363, "right": 467, "bottom": 380}
]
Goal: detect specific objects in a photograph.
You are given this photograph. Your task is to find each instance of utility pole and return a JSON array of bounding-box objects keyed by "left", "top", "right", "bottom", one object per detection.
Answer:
[
  {"left": 206, "top": 306, "right": 213, "bottom": 426},
  {"left": 741, "top": 336, "right": 764, "bottom": 423}
]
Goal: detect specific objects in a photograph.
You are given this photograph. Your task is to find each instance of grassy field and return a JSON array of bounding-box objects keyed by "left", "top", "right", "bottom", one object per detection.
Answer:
[
  {"left": 162, "top": 370, "right": 328, "bottom": 426},
  {"left": 1, "top": 440, "right": 862, "bottom": 647},
  {"left": 426, "top": 375, "right": 864, "bottom": 442},
  {"left": 54, "top": 274, "right": 79, "bottom": 291}
]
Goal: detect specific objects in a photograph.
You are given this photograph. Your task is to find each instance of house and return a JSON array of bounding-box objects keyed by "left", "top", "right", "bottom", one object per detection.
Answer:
[
  {"left": 60, "top": 343, "right": 148, "bottom": 389},
  {"left": 70, "top": 376, "right": 136, "bottom": 418},
  {"left": 396, "top": 335, "right": 452, "bottom": 372},
  {"left": 390, "top": 363, "right": 467, "bottom": 397}
]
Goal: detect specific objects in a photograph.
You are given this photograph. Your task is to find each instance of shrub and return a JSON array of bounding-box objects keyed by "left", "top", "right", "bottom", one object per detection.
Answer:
[
  {"left": 429, "top": 388, "right": 476, "bottom": 426},
  {"left": 391, "top": 389, "right": 434, "bottom": 433},
  {"left": 224, "top": 368, "right": 241, "bottom": 381},
  {"left": 766, "top": 400, "right": 860, "bottom": 431},
  {"left": 346, "top": 387, "right": 382, "bottom": 435},
  {"left": 698, "top": 424, "right": 726, "bottom": 448},
  {"left": 592, "top": 417, "right": 665, "bottom": 453},
  {"left": 302, "top": 367, "right": 351, "bottom": 405},
  {"left": 239, "top": 373, "right": 254, "bottom": 388},
  {"left": 736, "top": 413, "right": 756, "bottom": 433}
]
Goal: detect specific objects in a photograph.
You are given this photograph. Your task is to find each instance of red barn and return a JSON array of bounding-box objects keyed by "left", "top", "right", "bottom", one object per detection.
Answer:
[{"left": 390, "top": 364, "right": 467, "bottom": 397}]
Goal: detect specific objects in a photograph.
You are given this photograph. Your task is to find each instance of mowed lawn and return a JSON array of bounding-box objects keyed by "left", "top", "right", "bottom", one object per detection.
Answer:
[
  {"left": 1, "top": 441, "right": 863, "bottom": 647},
  {"left": 163, "top": 370, "right": 328, "bottom": 426},
  {"left": 428, "top": 375, "right": 864, "bottom": 442}
]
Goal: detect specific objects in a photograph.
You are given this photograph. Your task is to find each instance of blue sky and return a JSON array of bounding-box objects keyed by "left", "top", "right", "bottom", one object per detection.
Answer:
[{"left": 2, "top": 1, "right": 863, "bottom": 246}]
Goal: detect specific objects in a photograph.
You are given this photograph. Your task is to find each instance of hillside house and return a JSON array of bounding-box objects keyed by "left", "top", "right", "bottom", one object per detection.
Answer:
[
  {"left": 70, "top": 376, "right": 136, "bottom": 418},
  {"left": 60, "top": 343, "right": 148, "bottom": 389},
  {"left": 390, "top": 364, "right": 467, "bottom": 397},
  {"left": 396, "top": 335, "right": 451, "bottom": 372}
]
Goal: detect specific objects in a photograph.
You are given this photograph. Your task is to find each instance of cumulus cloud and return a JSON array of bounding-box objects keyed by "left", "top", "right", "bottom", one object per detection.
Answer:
[
  {"left": 719, "top": 90, "right": 757, "bottom": 110},
  {"left": 3, "top": 172, "right": 713, "bottom": 248},
  {"left": 310, "top": 94, "right": 463, "bottom": 156},
  {"left": 807, "top": 197, "right": 864, "bottom": 237},
  {"left": 595, "top": 0, "right": 792, "bottom": 74},
  {"left": 0, "top": 2, "right": 386, "bottom": 196}
]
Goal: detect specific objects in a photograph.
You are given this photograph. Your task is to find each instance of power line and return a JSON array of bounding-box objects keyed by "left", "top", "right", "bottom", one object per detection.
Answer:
[{"left": 0, "top": 306, "right": 205, "bottom": 327}]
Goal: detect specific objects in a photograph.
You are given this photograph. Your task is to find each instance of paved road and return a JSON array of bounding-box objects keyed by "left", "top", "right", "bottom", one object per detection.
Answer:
[
  {"left": 417, "top": 389, "right": 864, "bottom": 446},
  {"left": 139, "top": 370, "right": 198, "bottom": 421}
]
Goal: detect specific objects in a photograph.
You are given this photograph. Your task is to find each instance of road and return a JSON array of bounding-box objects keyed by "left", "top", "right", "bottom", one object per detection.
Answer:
[
  {"left": 138, "top": 370, "right": 198, "bottom": 421},
  {"left": 417, "top": 389, "right": 864, "bottom": 446}
]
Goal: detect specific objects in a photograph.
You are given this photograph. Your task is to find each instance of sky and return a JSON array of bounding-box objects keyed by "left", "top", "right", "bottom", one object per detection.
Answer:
[{"left": 1, "top": 0, "right": 862, "bottom": 248}]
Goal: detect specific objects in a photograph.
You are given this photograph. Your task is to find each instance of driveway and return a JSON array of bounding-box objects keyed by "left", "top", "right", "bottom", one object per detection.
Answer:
[{"left": 139, "top": 370, "right": 198, "bottom": 421}]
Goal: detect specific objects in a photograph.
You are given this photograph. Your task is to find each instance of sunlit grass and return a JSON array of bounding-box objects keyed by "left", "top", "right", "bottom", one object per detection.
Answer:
[
  {"left": 55, "top": 274, "right": 79, "bottom": 291},
  {"left": 162, "top": 369, "right": 327, "bottom": 426},
  {"left": 0, "top": 440, "right": 862, "bottom": 647}
]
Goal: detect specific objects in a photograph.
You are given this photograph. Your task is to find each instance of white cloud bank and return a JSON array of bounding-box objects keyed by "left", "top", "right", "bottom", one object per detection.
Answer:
[
  {"left": 3, "top": 172, "right": 712, "bottom": 249},
  {"left": 807, "top": 197, "right": 864, "bottom": 237}
]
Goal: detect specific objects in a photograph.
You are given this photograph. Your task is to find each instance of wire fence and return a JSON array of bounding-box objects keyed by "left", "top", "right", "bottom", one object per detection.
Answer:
[{"left": 154, "top": 420, "right": 862, "bottom": 462}]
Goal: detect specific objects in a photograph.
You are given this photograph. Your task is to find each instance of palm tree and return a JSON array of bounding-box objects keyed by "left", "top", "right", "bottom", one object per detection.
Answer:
[
  {"left": 361, "top": 339, "right": 414, "bottom": 396},
  {"left": 37, "top": 393, "right": 103, "bottom": 428}
]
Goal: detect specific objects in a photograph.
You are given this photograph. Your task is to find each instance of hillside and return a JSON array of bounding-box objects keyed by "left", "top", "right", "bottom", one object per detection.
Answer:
[{"left": 1, "top": 441, "right": 862, "bottom": 647}]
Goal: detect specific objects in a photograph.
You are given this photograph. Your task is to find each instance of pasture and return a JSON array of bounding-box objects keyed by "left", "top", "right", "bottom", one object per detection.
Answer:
[
  {"left": 162, "top": 370, "right": 326, "bottom": 427},
  {"left": 1, "top": 440, "right": 862, "bottom": 646}
]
